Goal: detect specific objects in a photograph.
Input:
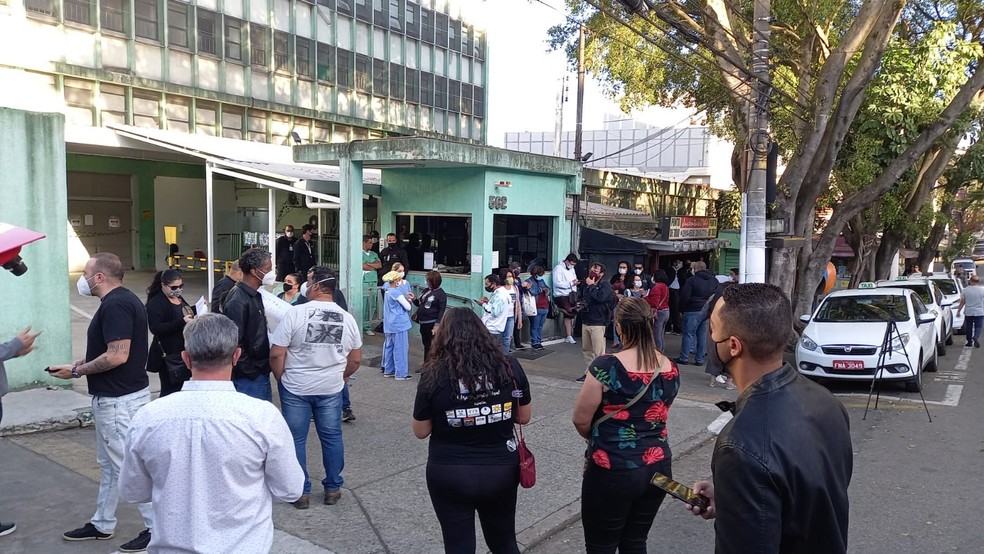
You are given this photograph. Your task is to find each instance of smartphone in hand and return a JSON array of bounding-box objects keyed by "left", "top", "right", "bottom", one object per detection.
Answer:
[{"left": 651, "top": 472, "right": 709, "bottom": 512}]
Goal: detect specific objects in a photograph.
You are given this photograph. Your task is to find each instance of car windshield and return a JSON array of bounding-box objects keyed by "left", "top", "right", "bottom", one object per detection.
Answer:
[
  {"left": 933, "top": 280, "right": 958, "bottom": 294},
  {"left": 814, "top": 296, "right": 910, "bottom": 323},
  {"left": 954, "top": 261, "right": 975, "bottom": 270},
  {"left": 886, "top": 284, "right": 932, "bottom": 304}
]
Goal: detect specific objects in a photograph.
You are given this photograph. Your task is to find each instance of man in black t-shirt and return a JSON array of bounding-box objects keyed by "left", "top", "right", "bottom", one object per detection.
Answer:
[
  {"left": 275, "top": 225, "right": 297, "bottom": 281},
  {"left": 293, "top": 224, "right": 317, "bottom": 283},
  {"left": 49, "top": 252, "right": 155, "bottom": 552}
]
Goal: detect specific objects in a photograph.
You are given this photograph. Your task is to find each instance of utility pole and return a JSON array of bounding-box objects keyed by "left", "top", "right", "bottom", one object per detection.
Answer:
[
  {"left": 553, "top": 75, "right": 566, "bottom": 157},
  {"left": 571, "top": 25, "right": 586, "bottom": 251},
  {"left": 743, "top": 0, "right": 771, "bottom": 283}
]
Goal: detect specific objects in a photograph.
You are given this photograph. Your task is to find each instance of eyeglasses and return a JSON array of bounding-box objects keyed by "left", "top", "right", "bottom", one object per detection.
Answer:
[{"left": 165, "top": 284, "right": 184, "bottom": 290}]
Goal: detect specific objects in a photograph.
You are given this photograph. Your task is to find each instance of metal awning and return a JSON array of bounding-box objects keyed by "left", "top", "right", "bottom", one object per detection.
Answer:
[{"left": 579, "top": 227, "right": 730, "bottom": 255}]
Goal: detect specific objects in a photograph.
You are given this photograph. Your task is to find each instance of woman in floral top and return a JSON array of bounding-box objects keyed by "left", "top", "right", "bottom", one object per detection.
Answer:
[{"left": 572, "top": 296, "right": 680, "bottom": 553}]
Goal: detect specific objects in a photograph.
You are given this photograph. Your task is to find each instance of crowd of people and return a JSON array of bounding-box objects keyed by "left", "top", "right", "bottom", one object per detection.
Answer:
[{"left": 0, "top": 241, "right": 856, "bottom": 554}]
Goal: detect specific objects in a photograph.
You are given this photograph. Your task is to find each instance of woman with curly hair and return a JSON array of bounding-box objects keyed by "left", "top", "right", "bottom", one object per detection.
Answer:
[
  {"left": 572, "top": 296, "right": 680, "bottom": 554},
  {"left": 412, "top": 308, "right": 533, "bottom": 554}
]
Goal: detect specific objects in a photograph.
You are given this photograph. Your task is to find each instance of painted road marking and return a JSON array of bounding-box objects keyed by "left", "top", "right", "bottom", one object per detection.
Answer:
[
  {"left": 833, "top": 346, "right": 969, "bottom": 407},
  {"left": 70, "top": 305, "right": 93, "bottom": 320}
]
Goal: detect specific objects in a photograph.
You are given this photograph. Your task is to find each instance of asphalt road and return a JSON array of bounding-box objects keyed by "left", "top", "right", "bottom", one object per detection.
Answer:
[{"left": 529, "top": 338, "right": 983, "bottom": 553}]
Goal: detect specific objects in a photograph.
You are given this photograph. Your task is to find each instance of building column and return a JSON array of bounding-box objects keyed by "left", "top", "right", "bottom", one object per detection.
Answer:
[{"left": 340, "top": 157, "right": 364, "bottom": 324}]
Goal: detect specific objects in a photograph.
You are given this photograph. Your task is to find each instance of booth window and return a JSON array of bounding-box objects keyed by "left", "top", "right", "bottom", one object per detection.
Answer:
[
  {"left": 492, "top": 215, "right": 553, "bottom": 270},
  {"left": 395, "top": 214, "right": 471, "bottom": 274}
]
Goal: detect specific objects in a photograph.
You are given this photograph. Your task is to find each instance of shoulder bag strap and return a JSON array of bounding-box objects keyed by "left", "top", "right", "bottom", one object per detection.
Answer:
[{"left": 590, "top": 358, "right": 661, "bottom": 432}]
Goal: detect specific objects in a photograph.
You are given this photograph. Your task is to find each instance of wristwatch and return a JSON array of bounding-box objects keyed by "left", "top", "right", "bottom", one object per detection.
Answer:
[{"left": 70, "top": 363, "right": 81, "bottom": 379}]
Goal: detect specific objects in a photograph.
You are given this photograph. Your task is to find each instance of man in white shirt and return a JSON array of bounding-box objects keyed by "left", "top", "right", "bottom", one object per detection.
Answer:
[
  {"left": 270, "top": 266, "right": 363, "bottom": 509},
  {"left": 119, "top": 314, "right": 304, "bottom": 554},
  {"left": 956, "top": 274, "right": 984, "bottom": 348},
  {"left": 552, "top": 253, "right": 581, "bottom": 343}
]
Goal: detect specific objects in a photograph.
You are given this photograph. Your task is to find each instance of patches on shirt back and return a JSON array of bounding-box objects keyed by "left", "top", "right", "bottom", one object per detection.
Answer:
[{"left": 445, "top": 401, "right": 512, "bottom": 427}]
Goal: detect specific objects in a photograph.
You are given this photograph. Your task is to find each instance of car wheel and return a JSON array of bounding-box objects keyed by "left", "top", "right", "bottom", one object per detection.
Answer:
[
  {"left": 905, "top": 356, "right": 922, "bottom": 393},
  {"left": 937, "top": 334, "right": 946, "bottom": 356},
  {"left": 925, "top": 346, "right": 938, "bottom": 373},
  {"left": 946, "top": 331, "right": 954, "bottom": 345}
]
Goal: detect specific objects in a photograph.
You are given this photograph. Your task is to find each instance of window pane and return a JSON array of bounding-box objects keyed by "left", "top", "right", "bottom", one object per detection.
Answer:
[
  {"left": 448, "top": 18, "right": 459, "bottom": 53},
  {"left": 372, "top": 58, "right": 388, "bottom": 95},
  {"left": 134, "top": 0, "right": 159, "bottom": 40},
  {"left": 355, "top": 0, "right": 371, "bottom": 22},
  {"left": 389, "top": 62, "right": 404, "bottom": 99},
  {"left": 373, "top": 0, "right": 388, "bottom": 26},
  {"left": 225, "top": 17, "right": 243, "bottom": 60},
  {"left": 222, "top": 105, "right": 244, "bottom": 139},
  {"left": 274, "top": 30, "right": 291, "bottom": 72},
  {"left": 460, "top": 83, "right": 472, "bottom": 115},
  {"left": 473, "top": 86, "right": 484, "bottom": 117},
  {"left": 405, "top": 68, "right": 419, "bottom": 103},
  {"left": 395, "top": 214, "right": 471, "bottom": 271},
  {"left": 99, "top": 83, "right": 126, "bottom": 125},
  {"left": 168, "top": 1, "right": 188, "bottom": 48},
  {"left": 165, "top": 95, "right": 191, "bottom": 132},
  {"left": 64, "top": 0, "right": 91, "bottom": 26},
  {"left": 434, "top": 12, "right": 447, "bottom": 48},
  {"left": 251, "top": 24, "right": 269, "bottom": 68},
  {"left": 420, "top": 8, "right": 434, "bottom": 43},
  {"left": 434, "top": 75, "right": 446, "bottom": 109},
  {"left": 101, "top": 0, "right": 125, "bottom": 32},
  {"left": 336, "top": 0, "right": 351, "bottom": 15},
  {"left": 447, "top": 79, "right": 459, "bottom": 113},
  {"left": 132, "top": 91, "right": 161, "bottom": 128},
  {"left": 355, "top": 53, "right": 371, "bottom": 93},
  {"left": 317, "top": 43, "right": 336, "bottom": 82},
  {"left": 25, "top": 0, "right": 56, "bottom": 18},
  {"left": 337, "top": 48, "right": 354, "bottom": 88},
  {"left": 461, "top": 24, "right": 471, "bottom": 57},
  {"left": 405, "top": 1, "right": 419, "bottom": 38},
  {"left": 196, "top": 100, "right": 217, "bottom": 135},
  {"left": 491, "top": 215, "right": 554, "bottom": 272},
  {"left": 419, "top": 71, "right": 433, "bottom": 106},
  {"left": 388, "top": 0, "right": 403, "bottom": 32},
  {"left": 474, "top": 29, "right": 485, "bottom": 59},
  {"left": 198, "top": 10, "right": 217, "bottom": 55},
  {"left": 297, "top": 37, "right": 314, "bottom": 78}
]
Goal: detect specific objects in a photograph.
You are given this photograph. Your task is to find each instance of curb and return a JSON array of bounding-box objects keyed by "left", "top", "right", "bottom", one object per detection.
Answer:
[
  {"left": 518, "top": 431, "right": 716, "bottom": 552},
  {"left": 0, "top": 407, "right": 93, "bottom": 437}
]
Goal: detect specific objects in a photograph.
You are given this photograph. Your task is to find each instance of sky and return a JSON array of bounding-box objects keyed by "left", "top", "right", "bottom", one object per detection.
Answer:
[{"left": 459, "top": 0, "right": 734, "bottom": 187}]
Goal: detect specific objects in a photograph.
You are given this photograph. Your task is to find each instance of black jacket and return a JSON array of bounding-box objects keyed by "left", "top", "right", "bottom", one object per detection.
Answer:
[
  {"left": 680, "top": 270, "right": 718, "bottom": 312},
  {"left": 294, "top": 238, "right": 316, "bottom": 278},
  {"left": 222, "top": 282, "right": 271, "bottom": 380},
  {"left": 377, "top": 246, "right": 410, "bottom": 283},
  {"left": 582, "top": 279, "right": 615, "bottom": 326},
  {"left": 146, "top": 293, "right": 191, "bottom": 373},
  {"left": 275, "top": 235, "right": 297, "bottom": 271},
  {"left": 413, "top": 287, "right": 447, "bottom": 324},
  {"left": 712, "top": 364, "right": 852, "bottom": 554},
  {"left": 211, "top": 275, "right": 236, "bottom": 314}
]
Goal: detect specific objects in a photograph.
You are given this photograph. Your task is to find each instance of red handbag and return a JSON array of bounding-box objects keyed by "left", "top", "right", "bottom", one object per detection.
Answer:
[{"left": 505, "top": 361, "right": 536, "bottom": 488}]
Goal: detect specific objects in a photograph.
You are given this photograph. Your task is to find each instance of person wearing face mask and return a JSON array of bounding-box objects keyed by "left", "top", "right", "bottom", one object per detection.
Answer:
[
  {"left": 478, "top": 274, "right": 512, "bottom": 352},
  {"left": 496, "top": 268, "right": 523, "bottom": 355},
  {"left": 48, "top": 253, "right": 155, "bottom": 552},
  {"left": 523, "top": 265, "right": 550, "bottom": 350},
  {"left": 381, "top": 270, "right": 414, "bottom": 380},
  {"left": 667, "top": 259, "right": 687, "bottom": 334},
  {"left": 633, "top": 262, "right": 653, "bottom": 291},
  {"left": 275, "top": 225, "right": 298, "bottom": 281},
  {"left": 211, "top": 261, "right": 243, "bottom": 314},
  {"left": 552, "top": 253, "right": 581, "bottom": 344},
  {"left": 294, "top": 224, "right": 317, "bottom": 283},
  {"left": 222, "top": 248, "right": 277, "bottom": 401},
  {"left": 278, "top": 273, "right": 308, "bottom": 306},
  {"left": 685, "top": 284, "right": 853, "bottom": 554},
  {"left": 377, "top": 233, "right": 410, "bottom": 285},
  {"left": 609, "top": 261, "right": 632, "bottom": 349},
  {"left": 646, "top": 269, "right": 671, "bottom": 352},
  {"left": 362, "top": 235, "right": 382, "bottom": 336},
  {"left": 146, "top": 269, "right": 196, "bottom": 397}
]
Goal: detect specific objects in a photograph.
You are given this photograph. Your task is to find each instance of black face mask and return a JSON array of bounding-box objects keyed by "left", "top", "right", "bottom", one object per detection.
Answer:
[
  {"left": 283, "top": 283, "right": 294, "bottom": 292},
  {"left": 713, "top": 336, "right": 734, "bottom": 375},
  {"left": 485, "top": 285, "right": 495, "bottom": 293}
]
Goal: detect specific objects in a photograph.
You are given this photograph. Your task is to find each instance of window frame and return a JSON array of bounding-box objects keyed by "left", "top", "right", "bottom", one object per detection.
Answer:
[
  {"left": 251, "top": 24, "right": 270, "bottom": 70},
  {"left": 197, "top": 9, "right": 219, "bottom": 57},
  {"left": 317, "top": 42, "right": 336, "bottom": 83},
  {"left": 389, "top": 62, "right": 405, "bottom": 99},
  {"left": 167, "top": 1, "right": 189, "bottom": 49},
  {"left": 224, "top": 16, "right": 244, "bottom": 62},
  {"left": 297, "top": 37, "right": 315, "bottom": 79},
  {"left": 100, "top": 0, "right": 127, "bottom": 33},
  {"left": 274, "top": 30, "right": 292, "bottom": 73},
  {"left": 134, "top": 0, "right": 159, "bottom": 41},
  {"left": 337, "top": 48, "right": 355, "bottom": 89}
]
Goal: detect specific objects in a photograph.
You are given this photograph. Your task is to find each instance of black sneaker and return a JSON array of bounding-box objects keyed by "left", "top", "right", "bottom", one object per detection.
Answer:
[
  {"left": 976, "top": 340, "right": 981, "bottom": 348},
  {"left": 575, "top": 374, "right": 586, "bottom": 383},
  {"left": 63, "top": 523, "right": 114, "bottom": 541},
  {"left": 0, "top": 522, "right": 15, "bottom": 537},
  {"left": 119, "top": 529, "right": 152, "bottom": 552},
  {"left": 342, "top": 409, "right": 356, "bottom": 422}
]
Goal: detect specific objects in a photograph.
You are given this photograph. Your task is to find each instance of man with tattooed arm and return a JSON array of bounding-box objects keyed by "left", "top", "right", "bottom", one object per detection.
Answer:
[{"left": 49, "top": 252, "right": 155, "bottom": 553}]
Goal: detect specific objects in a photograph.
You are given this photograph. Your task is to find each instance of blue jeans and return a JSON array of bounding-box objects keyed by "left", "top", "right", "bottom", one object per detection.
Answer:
[
  {"left": 233, "top": 373, "right": 273, "bottom": 402},
  {"left": 966, "top": 315, "right": 984, "bottom": 342},
  {"left": 278, "top": 382, "right": 345, "bottom": 495},
  {"left": 91, "top": 388, "right": 155, "bottom": 534},
  {"left": 654, "top": 309, "right": 669, "bottom": 352},
  {"left": 679, "top": 311, "right": 708, "bottom": 363},
  {"left": 342, "top": 382, "right": 351, "bottom": 411},
  {"left": 530, "top": 308, "right": 548, "bottom": 345},
  {"left": 501, "top": 317, "right": 515, "bottom": 355},
  {"left": 383, "top": 330, "right": 409, "bottom": 378}
]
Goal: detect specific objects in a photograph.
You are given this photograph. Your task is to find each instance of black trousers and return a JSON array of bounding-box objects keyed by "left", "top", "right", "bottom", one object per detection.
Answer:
[
  {"left": 420, "top": 322, "right": 436, "bottom": 361},
  {"left": 426, "top": 463, "right": 521, "bottom": 554},
  {"left": 581, "top": 459, "right": 672, "bottom": 554},
  {"left": 667, "top": 289, "right": 681, "bottom": 332}
]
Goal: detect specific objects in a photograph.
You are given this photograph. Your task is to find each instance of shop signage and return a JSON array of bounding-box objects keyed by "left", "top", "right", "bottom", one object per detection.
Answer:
[
  {"left": 108, "top": 216, "right": 121, "bottom": 229},
  {"left": 661, "top": 216, "right": 717, "bottom": 240},
  {"left": 488, "top": 195, "right": 508, "bottom": 210}
]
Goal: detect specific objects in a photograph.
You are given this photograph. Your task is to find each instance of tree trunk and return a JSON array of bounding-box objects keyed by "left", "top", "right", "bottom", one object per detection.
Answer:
[{"left": 874, "top": 231, "right": 902, "bottom": 279}]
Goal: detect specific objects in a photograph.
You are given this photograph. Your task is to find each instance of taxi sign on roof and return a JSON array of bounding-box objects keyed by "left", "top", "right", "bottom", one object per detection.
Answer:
[
  {"left": 858, "top": 282, "right": 876, "bottom": 289},
  {"left": 896, "top": 276, "right": 908, "bottom": 280}
]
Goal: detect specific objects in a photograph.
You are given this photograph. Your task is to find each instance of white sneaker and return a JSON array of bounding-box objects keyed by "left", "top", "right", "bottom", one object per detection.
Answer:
[
  {"left": 715, "top": 375, "right": 728, "bottom": 384},
  {"left": 365, "top": 330, "right": 375, "bottom": 336},
  {"left": 565, "top": 336, "right": 576, "bottom": 344}
]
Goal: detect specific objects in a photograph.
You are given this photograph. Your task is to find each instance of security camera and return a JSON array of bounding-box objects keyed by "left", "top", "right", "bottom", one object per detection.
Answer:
[{"left": 0, "top": 223, "right": 46, "bottom": 277}]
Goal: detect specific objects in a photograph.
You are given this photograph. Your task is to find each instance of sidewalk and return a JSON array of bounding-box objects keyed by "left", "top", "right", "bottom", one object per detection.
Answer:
[{"left": 0, "top": 270, "right": 733, "bottom": 553}]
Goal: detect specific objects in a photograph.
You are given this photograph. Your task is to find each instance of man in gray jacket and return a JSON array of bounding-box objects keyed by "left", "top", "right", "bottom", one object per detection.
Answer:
[{"left": 0, "top": 326, "right": 41, "bottom": 537}]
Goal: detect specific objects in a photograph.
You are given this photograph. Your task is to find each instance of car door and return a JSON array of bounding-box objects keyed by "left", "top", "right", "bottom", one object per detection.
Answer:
[{"left": 911, "top": 295, "right": 935, "bottom": 352}]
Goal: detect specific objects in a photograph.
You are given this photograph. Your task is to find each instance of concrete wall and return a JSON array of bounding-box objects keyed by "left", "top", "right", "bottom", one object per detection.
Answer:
[{"left": 0, "top": 108, "right": 70, "bottom": 390}]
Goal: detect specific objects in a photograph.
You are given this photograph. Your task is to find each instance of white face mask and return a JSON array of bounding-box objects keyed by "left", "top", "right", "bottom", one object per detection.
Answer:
[
  {"left": 634, "top": 269, "right": 642, "bottom": 275},
  {"left": 618, "top": 268, "right": 627, "bottom": 275},
  {"left": 285, "top": 231, "right": 294, "bottom": 238},
  {"left": 300, "top": 282, "right": 309, "bottom": 296},
  {"left": 398, "top": 271, "right": 405, "bottom": 279},
  {"left": 260, "top": 269, "right": 276, "bottom": 287},
  {"left": 634, "top": 281, "right": 642, "bottom": 288},
  {"left": 77, "top": 274, "right": 94, "bottom": 297}
]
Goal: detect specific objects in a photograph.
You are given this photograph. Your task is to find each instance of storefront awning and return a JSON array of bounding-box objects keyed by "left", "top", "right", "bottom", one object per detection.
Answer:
[{"left": 579, "top": 227, "right": 730, "bottom": 256}]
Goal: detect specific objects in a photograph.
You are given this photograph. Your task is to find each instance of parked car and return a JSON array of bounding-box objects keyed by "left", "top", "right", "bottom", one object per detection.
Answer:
[
  {"left": 876, "top": 277, "right": 953, "bottom": 354},
  {"left": 796, "top": 286, "right": 937, "bottom": 392},
  {"left": 926, "top": 273, "right": 964, "bottom": 334},
  {"left": 952, "top": 258, "right": 976, "bottom": 279}
]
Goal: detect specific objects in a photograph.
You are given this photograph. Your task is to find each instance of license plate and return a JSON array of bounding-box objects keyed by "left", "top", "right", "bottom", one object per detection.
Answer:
[{"left": 833, "top": 360, "right": 864, "bottom": 370}]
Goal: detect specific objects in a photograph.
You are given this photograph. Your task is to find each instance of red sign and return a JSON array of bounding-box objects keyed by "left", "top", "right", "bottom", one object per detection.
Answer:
[
  {"left": 661, "top": 216, "right": 718, "bottom": 241},
  {"left": 832, "top": 360, "right": 864, "bottom": 370}
]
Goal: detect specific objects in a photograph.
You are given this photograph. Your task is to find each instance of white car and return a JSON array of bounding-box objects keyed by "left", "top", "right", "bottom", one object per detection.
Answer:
[
  {"left": 926, "top": 273, "right": 964, "bottom": 334},
  {"left": 876, "top": 277, "right": 953, "bottom": 355},
  {"left": 952, "top": 258, "right": 976, "bottom": 280},
  {"left": 796, "top": 287, "right": 937, "bottom": 392}
]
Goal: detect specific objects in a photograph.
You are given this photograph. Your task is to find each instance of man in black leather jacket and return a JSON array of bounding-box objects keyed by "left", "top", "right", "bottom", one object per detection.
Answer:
[
  {"left": 688, "top": 283, "right": 853, "bottom": 554},
  {"left": 222, "top": 248, "right": 275, "bottom": 402}
]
